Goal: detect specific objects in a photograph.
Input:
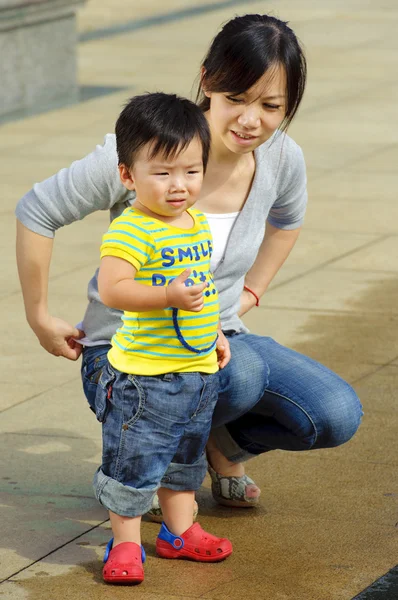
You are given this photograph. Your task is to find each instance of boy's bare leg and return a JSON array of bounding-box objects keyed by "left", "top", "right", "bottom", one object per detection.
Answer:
[
  {"left": 109, "top": 511, "right": 141, "bottom": 547},
  {"left": 157, "top": 488, "right": 195, "bottom": 535}
]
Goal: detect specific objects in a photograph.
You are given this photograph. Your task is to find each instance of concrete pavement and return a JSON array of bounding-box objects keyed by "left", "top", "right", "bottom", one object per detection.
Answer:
[{"left": 1, "top": 1, "right": 397, "bottom": 598}]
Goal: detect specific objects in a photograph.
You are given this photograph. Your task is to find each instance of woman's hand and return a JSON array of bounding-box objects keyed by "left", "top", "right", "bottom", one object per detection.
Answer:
[
  {"left": 32, "top": 315, "right": 85, "bottom": 360},
  {"left": 216, "top": 328, "right": 231, "bottom": 369}
]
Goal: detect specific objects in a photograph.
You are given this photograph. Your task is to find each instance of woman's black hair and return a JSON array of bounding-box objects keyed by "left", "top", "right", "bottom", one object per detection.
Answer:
[
  {"left": 197, "top": 14, "right": 307, "bottom": 131},
  {"left": 116, "top": 92, "right": 211, "bottom": 170}
]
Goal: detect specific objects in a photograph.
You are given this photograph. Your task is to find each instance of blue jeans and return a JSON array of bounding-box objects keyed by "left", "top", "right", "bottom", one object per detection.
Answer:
[
  {"left": 92, "top": 361, "right": 219, "bottom": 517},
  {"left": 81, "top": 333, "right": 362, "bottom": 465}
]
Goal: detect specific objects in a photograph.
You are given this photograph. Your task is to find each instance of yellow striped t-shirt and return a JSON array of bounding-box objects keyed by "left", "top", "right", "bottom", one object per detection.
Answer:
[{"left": 100, "top": 206, "right": 219, "bottom": 375}]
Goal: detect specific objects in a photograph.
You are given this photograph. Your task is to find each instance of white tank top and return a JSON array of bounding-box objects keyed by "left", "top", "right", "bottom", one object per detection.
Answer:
[{"left": 204, "top": 212, "right": 240, "bottom": 272}]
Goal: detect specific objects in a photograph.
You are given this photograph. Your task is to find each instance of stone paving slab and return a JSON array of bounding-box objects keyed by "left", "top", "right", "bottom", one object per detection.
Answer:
[
  {"left": 245, "top": 306, "right": 398, "bottom": 371},
  {"left": 264, "top": 270, "right": 398, "bottom": 315}
]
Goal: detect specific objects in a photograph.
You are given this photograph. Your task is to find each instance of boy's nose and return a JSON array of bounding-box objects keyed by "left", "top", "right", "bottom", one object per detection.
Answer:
[{"left": 169, "top": 177, "right": 186, "bottom": 192}]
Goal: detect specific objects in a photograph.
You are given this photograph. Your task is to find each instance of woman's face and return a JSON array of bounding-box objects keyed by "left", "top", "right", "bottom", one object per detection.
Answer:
[{"left": 205, "top": 65, "right": 287, "bottom": 155}]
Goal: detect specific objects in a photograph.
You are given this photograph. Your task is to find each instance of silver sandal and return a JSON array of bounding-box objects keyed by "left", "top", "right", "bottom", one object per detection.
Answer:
[{"left": 208, "top": 464, "right": 260, "bottom": 508}]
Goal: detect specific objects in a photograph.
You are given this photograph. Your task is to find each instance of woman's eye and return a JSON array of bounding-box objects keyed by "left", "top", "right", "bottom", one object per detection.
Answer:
[
  {"left": 263, "top": 103, "right": 281, "bottom": 110},
  {"left": 226, "top": 96, "right": 243, "bottom": 104}
]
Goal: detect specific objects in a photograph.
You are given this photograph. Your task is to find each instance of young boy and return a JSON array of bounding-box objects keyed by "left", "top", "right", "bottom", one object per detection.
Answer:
[{"left": 95, "top": 92, "right": 232, "bottom": 584}]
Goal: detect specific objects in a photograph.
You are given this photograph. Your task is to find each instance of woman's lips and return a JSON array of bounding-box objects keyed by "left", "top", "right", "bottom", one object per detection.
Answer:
[{"left": 231, "top": 130, "right": 257, "bottom": 144}]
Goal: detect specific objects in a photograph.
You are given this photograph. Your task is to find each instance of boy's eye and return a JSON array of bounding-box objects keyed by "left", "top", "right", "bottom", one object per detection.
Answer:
[
  {"left": 188, "top": 170, "right": 200, "bottom": 174},
  {"left": 155, "top": 172, "right": 168, "bottom": 176}
]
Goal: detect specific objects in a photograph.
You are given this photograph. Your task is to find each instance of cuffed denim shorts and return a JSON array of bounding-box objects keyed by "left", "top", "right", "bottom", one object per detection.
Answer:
[{"left": 92, "top": 361, "right": 219, "bottom": 517}]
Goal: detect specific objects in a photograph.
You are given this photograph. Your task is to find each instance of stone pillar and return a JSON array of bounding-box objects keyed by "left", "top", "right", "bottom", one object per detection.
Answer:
[{"left": 0, "top": 0, "right": 85, "bottom": 118}]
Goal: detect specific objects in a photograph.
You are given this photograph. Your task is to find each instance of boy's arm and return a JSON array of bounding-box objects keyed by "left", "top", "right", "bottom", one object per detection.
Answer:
[
  {"left": 98, "top": 257, "right": 207, "bottom": 313},
  {"left": 99, "top": 256, "right": 167, "bottom": 311}
]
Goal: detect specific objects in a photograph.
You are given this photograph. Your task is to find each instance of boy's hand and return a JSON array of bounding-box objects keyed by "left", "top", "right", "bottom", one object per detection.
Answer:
[
  {"left": 216, "top": 328, "right": 231, "bottom": 369},
  {"left": 166, "top": 269, "right": 206, "bottom": 312}
]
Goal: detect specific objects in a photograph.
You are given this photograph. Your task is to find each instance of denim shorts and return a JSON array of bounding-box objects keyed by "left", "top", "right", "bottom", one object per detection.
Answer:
[
  {"left": 92, "top": 361, "right": 219, "bottom": 517},
  {"left": 81, "top": 345, "right": 110, "bottom": 413}
]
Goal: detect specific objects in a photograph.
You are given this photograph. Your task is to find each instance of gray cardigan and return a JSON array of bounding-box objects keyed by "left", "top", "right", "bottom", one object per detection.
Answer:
[{"left": 15, "top": 132, "right": 307, "bottom": 340}]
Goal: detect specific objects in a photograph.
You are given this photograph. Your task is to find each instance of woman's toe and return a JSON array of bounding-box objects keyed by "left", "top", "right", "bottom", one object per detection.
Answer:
[{"left": 245, "top": 484, "right": 261, "bottom": 499}]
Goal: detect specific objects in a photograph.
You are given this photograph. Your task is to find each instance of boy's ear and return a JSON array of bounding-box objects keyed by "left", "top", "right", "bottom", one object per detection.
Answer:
[{"left": 119, "top": 164, "right": 135, "bottom": 190}]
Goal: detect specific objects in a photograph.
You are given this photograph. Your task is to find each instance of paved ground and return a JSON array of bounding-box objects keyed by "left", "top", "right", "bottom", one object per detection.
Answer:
[{"left": 1, "top": 1, "right": 397, "bottom": 598}]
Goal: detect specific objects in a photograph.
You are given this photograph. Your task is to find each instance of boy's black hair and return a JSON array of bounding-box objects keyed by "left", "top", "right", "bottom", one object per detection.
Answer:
[{"left": 116, "top": 92, "right": 211, "bottom": 171}]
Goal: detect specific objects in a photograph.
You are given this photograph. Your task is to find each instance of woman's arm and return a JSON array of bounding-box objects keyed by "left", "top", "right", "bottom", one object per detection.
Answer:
[
  {"left": 15, "top": 134, "right": 126, "bottom": 237},
  {"left": 238, "top": 138, "right": 307, "bottom": 316},
  {"left": 16, "top": 221, "right": 85, "bottom": 359},
  {"left": 239, "top": 222, "right": 301, "bottom": 316},
  {"left": 15, "top": 134, "right": 127, "bottom": 358}
]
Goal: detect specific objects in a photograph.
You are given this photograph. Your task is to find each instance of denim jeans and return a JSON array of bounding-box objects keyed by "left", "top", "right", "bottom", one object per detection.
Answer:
[
  {"left": 91, "top": 361, "right": 219, "bottom": 517},
  {"left": 81, "top": 333, "right": 363, "bottom": 466}
]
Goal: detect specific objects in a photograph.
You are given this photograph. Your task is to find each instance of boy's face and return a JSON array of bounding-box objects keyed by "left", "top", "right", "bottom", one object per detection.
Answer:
[{"left": 119, "top": 137, "right": 204, "bottom": 219}]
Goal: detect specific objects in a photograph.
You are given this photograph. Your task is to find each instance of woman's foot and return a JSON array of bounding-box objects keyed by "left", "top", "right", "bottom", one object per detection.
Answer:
[
  {"left": 102, "top": 539, "right": 145, "bottom": 584},
  {"left": 206, "top": 438, "right": 261, "bottom": 507},
  {"left": 156, "top": 522, "right": 232, "bottom": 562}
]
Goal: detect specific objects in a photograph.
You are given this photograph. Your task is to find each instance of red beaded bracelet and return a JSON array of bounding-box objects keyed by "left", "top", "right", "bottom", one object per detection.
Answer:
[{"left": 244, "top": 285, "right": 260, "bottom": 307}]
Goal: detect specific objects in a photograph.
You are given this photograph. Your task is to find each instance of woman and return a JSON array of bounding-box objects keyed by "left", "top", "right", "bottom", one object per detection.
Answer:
[{"left": 16, "top": 14, "right": 362, "bottom": 513}]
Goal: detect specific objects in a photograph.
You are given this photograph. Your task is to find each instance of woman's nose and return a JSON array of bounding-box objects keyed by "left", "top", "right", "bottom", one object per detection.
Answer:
[{"left": 238, "top": 105, "right": 261, "bottom": 129}]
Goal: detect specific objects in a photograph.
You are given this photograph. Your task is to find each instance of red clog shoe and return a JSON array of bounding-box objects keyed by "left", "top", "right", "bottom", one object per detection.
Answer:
[
  {"left": 156, "top": 522, "right": 232, "bottom": 562},
  {"left": 102, "top": 538, "right": 145, "bottom": 584}
]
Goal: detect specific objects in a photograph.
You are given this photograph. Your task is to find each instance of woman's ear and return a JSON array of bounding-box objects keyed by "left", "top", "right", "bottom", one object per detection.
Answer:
[
  {"left": 200, "top": 66, "right": 211, "bottom": 98},
  {"left": 119, "top": 164, "right": 135, "bottom": 190}
]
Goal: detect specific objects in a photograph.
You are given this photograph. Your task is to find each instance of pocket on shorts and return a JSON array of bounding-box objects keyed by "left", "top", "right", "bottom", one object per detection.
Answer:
[
  {"left": 83, "top": 352, "right": 108, "bottom": 384},
  {"left": 94, "top": 362, "right": 116, "bottom": 423},
  {"left": 122, "top": 375, "right": 146, "bottom": 427}
]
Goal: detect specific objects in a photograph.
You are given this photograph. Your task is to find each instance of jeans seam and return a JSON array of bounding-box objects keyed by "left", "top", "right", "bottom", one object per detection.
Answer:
[
  {"left": 263, "top": 389, "right": 318, "bottom": 446},
  {"left": 192, "top": 375, "right": 208, "bottom": 417},
  {"left": 113, "top": 375, "right": 129, "bottom": 481},
  {"left": 113, "top": 375, "right": 146, "bottom": 481}
]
